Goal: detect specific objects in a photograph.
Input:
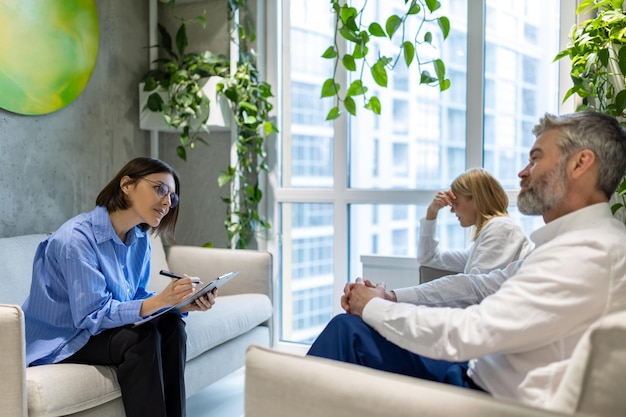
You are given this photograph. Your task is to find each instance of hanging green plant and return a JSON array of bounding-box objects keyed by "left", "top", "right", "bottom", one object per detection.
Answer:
[
  {"left": 140, "top": 0, "right": 277, "bottom": 249},
  {"left": 218, "top": 55, "right": 277, "bottom": 249},
  {"left": 322, "top": 0, "right": 451, "bottom": 120},
  {"left": 218, "top": 0, "right": 279, "bottom": 249}
]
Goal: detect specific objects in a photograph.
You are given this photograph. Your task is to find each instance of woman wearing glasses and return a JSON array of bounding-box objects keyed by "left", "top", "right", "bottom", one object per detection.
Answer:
[{"left": 22, "top": 157, "right": 211, "bottom": 417}]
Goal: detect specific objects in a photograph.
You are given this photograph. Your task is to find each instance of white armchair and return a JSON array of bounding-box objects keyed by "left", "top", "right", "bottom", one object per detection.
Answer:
[{"left": 244, "top": 309, "right": 626, "bottom": 417}]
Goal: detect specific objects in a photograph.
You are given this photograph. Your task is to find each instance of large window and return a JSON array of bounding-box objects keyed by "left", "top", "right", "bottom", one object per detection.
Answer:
[{"left": 270, "top": 0, "right": 574, "bottom": 345}]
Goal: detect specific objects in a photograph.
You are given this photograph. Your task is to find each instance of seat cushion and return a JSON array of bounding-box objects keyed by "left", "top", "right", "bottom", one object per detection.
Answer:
[
  {"left": 27, "top": 363, "right": 120, "bottom": 417},
  {"left": 184, "top": 293, "right": 272, "bottom": 361}
]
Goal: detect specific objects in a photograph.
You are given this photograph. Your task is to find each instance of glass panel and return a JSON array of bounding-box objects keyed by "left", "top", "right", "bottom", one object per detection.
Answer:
[
  {"left": 349, "top": 204, "right": 468, "bottom": 279},
  {"left": 508, "top": 205, "right": 545, "bottom": 236},
  {"left": 279, "top": 203, "right": 334, "bottom": 344},
  {"left": 483, "top": 0, "right": 560, "bottom": 188},
  {"left": 285, "top": 1, "right": 335, "bottom": 188},
  {"left": 349, "top": 0, "right": 468, "bottom": 190}
]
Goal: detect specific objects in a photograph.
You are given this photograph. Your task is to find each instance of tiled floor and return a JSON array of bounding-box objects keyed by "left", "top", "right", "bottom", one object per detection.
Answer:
[{"left": 187, "top": 367, "right": 245, "bottom": 417}]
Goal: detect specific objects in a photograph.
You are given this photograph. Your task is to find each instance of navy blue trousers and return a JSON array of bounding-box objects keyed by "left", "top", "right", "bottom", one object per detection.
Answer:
[{"left": 307, "top": 313, "right": 485, "bottom": 391}]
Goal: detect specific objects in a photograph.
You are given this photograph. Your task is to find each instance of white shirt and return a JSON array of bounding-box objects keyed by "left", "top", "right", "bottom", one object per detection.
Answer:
[
  {"left": 363, "top": 203, "right": 626, "bottom": 411},
  {"left": 417, "top": 216, "right": 534, "bottom": 274}
]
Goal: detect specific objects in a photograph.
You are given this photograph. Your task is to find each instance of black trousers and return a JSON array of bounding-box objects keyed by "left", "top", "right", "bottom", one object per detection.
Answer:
[{"left": 61, "top": 313, "right": 187, "bottom": 417}]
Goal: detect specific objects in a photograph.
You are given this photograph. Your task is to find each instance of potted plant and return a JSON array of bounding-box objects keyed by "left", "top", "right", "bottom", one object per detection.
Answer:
[
  {"left": 140, "top": 0, "right": 278, "bottom": 249},
  {"left": 555, "top": 0, "right": 626, "bottom": 223},
  {"left": 322, "top": 0, "right": 451, "bottom": 120},
  {"left": 140, "top": 15, "right": 231, "bottom": 161}
]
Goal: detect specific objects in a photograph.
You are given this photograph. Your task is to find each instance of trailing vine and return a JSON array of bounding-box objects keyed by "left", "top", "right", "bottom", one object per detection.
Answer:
[
  {"left": 144, "top": 0, "right": 277, "bottom": 248},
  {"left": 322, "top": 0, "right": 451, "bottom": 120}
]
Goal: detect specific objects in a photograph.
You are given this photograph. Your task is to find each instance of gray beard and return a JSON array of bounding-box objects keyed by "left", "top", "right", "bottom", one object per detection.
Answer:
[{"left": 518, "top": 162, "right": 567, "bottom": 215}]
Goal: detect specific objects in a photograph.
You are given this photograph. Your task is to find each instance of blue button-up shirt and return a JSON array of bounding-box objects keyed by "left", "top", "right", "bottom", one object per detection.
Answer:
[{"left": 23, "top": 206, "right": 154, "bottom": 366}]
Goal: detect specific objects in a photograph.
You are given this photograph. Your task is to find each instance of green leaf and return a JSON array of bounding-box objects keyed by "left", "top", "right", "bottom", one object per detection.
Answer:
[
  {"left": 157, "top": 23, "right": 176, "bottom": 60},
  {"left": 346, "top": 79, "right": 367, "bottom": 96},
  {"left": 576, "top": 0, "right": 596, "bottom": 14},
  {"left": 615, "top": 89, "right": 626, "bottom": 114},
  {"left": 385, "top": 15, "right": 402, "bottom": 39},
  {"left": 321, "top": 78, "right": 340, "bottom": 97},
  {"left": 371, "top": 60, "right": 388, "bottom": 87},
  {"left": 176, "top": 145, "right": 187, "bottom": 161},
  {"left": 218, "top": 167, "right": 236, "bottom": 187},
  {"left": 403, "top": 41, "right": 415, "bottom": 66},
  {"left": 407, "top": 1, "right": 421, "bottom": 15},
  {"left": 598, "top": 48, "right": 609, "bottom": 67},
  {"left": 420, "top": 70, "right": 437, "bottom": 84},
  {"left": 368, "top": 22, "right": 386, "bottom": 37},
  {"left": 433, "top": 58, "right": 446, "bottom": 81},
  {"left": 321, "top": 46, "right": 338, "bottom": 59},
  {"left": 364, "top": 96, "right": 381, "bottom": 114},
  {"left": 611, "top": 202, "right": 625, "bottom": 215},
  {"left": 353, "top": 42, "right": 368, "bottom": 59},
  {"left": 146, "top": 92, "right": 164, "bottom": 112},
  {"left": 425, "top": 0, "right": 439, "bottom": 12},
  {"left": 344, "top": 96, "right": 356, "bottom": 115},
  {"left": 326, "top": 106, "right": 341, "bottom": 120},
  {"left": 618, "top": 45, "right": 626, "bottom": 74},
  {"left": 342, "top": 54, "right": 357, "bottom": 71},
  {"left": 339, "top": 26, "right": 360, "bottom": 43},
  {"left": 175, "top": 23, "right": 188, "bottom": 57},
  {"left": 438, "top": 16, "right": 450, "bottom": 39},
  {"left": 424, "top": 31, "right": 433, "bottom": 44},
  {"left": 439, "top": 78, "right": 451, "bottom": 91},
  {"left": 339, "top": 4, "right": 357, "bottom": 25}
]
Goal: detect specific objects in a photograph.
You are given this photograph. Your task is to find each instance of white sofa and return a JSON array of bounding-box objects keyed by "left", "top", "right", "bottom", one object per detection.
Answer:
[
  {"left": 0, "top": 233, "right": 273, "bottom": 417},
  {"left": 244, "top": 269, "right": 626, "bottom": 417}
]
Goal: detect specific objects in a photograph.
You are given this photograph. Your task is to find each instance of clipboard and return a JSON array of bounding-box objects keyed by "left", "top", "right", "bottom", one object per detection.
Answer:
[{"left": 134, "top": 271, "right": 239, "bottom": 326}]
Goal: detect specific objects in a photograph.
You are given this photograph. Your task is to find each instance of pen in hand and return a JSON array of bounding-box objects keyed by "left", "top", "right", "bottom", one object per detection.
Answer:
[{"left": 160, "top": 270, "right": 202, "bottom": 285}]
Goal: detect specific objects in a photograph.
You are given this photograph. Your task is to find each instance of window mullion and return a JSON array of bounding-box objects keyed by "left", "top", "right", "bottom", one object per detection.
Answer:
[{"left": 465, "top": 0, "right": 486, "bottom": 170}]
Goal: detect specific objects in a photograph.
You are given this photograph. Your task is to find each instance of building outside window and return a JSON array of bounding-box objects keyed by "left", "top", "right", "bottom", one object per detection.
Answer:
[{"left": 271, "top": 0, "right": 572, "bottom": 346}]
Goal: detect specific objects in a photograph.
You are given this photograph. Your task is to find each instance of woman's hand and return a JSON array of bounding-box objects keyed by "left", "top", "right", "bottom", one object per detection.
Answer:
[
  {"left": 180, "top": 288, "right": 218, "bottom": 313},
  {"left": 426, "top": 190, "right": 456, "bottom": 220},
  {"left": 140, "top": 275, "right": 201, "bottom": 317}
]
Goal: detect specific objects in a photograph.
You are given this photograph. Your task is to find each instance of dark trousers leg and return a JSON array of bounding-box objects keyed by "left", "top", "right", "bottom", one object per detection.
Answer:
[
  {"left": 61, "top": 313, "right": 188, "bottom": 417},
  {"left": 307, "top": 313, "right": 485, "bottom": 391}
]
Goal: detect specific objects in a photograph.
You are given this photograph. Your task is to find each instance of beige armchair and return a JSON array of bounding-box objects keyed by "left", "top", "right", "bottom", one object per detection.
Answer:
[{"left": 244, "top": 307, "right": 626, "bottom": 417}]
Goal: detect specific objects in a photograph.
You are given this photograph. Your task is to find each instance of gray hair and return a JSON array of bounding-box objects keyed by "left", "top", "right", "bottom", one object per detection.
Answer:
[{"left": 533, "top": 111, "right": 626, "bottom": 199}]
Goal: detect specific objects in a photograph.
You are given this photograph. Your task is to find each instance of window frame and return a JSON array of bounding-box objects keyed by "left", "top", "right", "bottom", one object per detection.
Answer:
[{"left": 262, "top": 0, "right": 578, "bottom": 351}]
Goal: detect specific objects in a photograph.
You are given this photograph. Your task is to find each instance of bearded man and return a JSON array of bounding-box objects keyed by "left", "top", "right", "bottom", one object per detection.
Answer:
[{"left": 306, "top": 111, "right": 626, "bottom": 412}]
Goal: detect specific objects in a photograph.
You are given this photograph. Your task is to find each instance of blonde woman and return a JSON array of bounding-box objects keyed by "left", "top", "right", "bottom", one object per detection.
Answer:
[{"left": 417, "top": 168, "right": 533, "bottom": 274}]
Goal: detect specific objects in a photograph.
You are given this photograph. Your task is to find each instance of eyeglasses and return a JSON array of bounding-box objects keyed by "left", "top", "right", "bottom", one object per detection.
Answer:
[{"left": 140, "top": 177, "right": 179, "bottom": 208}]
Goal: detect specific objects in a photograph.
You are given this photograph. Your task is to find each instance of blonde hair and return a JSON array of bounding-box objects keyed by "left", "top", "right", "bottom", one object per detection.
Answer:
[{"left": 450, "top": 168, "right": 509, "bottom": 240}]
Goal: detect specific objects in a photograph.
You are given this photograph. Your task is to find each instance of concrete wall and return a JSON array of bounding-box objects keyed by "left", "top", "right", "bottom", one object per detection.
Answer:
[{"left": 0, "top": 0, "right": 233, "bottom": 248}]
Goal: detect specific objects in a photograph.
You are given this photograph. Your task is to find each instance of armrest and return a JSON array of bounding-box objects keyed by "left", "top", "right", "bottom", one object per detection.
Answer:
[
  {"left": 0, "top": 304, "right": 27, "bottom": 417},
  {"left": 419, "top": 265, "right": 458, "bottom": 284},
  {"left": 244, "top": 345, "right": 574, "bottom": 417},
  {"left": 165, "top": 246, "right": 272, "bottom": 299}
]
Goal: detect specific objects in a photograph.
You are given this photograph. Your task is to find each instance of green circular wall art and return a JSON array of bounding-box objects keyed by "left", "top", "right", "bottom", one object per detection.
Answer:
[{"left": 0, "top": 0, "right": 99, "bottom": 115}]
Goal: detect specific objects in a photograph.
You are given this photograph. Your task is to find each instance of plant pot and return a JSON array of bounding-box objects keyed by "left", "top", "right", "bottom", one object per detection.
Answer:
[{"left": 138, "top": 75, "right": 233, "bottom": 132}]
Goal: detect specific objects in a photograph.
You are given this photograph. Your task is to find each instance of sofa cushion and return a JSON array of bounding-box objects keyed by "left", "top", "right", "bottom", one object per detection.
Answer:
[
  {"left": 549, "top": 310, "right": 626, "bottom": 415},
  {"left": 27, "top": 364, "right": 120, "bottom": 417},
  {"left": 184, "top": 293, "right": 272, "bottom": 361},
  {"left": 0, "top": 234, "right": 49, "bottom": 306}
]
